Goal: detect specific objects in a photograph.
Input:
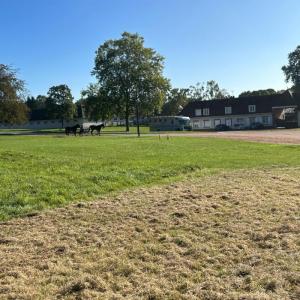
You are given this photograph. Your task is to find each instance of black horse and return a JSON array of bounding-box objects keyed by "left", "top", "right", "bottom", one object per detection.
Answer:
[
  {"left": 89, "top": 123, "right": 105, "bottom": 135},
  {"left": 65, "top": 124, "right": 80, "bottom": 136}
]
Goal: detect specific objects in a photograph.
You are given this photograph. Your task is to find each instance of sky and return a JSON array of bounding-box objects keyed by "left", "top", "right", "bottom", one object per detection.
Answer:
[{"left": 1, "top": 0, "right": 300, "bottom": 99}]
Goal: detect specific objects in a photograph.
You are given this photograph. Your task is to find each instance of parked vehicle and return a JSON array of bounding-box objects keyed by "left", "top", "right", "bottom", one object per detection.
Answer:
[
  {"left": 249, "top": 122, "right": 264, "bottom": 130},
  {"left": 215, "top": 124, "right": 230, "bottom": 131},
  {"left": 150, "top": 116, "right": 190, "bottom": 131},
  {"left": 233, "top": 124, "right": 246, "bottom": 130}
]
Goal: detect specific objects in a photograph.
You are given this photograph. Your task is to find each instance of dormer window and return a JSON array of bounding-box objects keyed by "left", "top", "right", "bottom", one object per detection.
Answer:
[
  {"left": 248, "top": 105, "right": 256, "bottom": 113},
  {"left": 195, "top": 109, "right": 202, "bottom": 116},
  {"left": 225, "top": 106, "right": 232, "bottom": 114},
  {"left": 203, "top": 108, "right": 210, "bottom": 116}
]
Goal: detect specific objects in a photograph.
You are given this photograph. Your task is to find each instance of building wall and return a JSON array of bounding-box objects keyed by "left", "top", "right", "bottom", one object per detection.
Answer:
[{"left": 191, "top": 113, "right": 273, "bottom": 130}]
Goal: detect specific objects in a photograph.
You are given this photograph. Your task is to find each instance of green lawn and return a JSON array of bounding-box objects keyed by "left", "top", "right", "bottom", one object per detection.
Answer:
[
  {"left": 102, "top": 125, "right": 150, "bottom": 134},
  {"left": 0, "top": 126, "right": 150, "bottom": 134},
  {"left": 0, "top": 135, "right": 299, "bottom": 220}
]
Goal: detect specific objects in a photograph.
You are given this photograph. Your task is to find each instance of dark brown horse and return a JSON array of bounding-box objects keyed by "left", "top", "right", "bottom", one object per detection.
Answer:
[
  {"left": 65, "top": 124, "right": 80, "bottom": 136},
  {"left": 89, "top": 123, "right": 105, "bottom": 135}
]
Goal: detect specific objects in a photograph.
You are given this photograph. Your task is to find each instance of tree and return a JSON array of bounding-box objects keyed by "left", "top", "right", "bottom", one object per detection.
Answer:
[
  {"left": 92, "top": 32, "right": 170, "bottom": 134},
  {"left": 161, "top": 88, "right": 190, "bottom": 115},
  {"left": 81, "top": 83, "right": 113, "bottom": 121},
  {"left": 239, "top": 89, "right": 277, "bottom": 98},
  {"left": 282, "top": 45, "right": 300, "bottom": 92},
  {"left": 188, "top": 80, "right": 231, "bottom": 100},
  {"left": 26, "top": 95, "right": 47, "bottom": 110},
  {"left": 0, "top": 64, "right": 29, "bottom": 124},
  {"left": 46, "top": 84, "right": 75, "bottom": 127}
]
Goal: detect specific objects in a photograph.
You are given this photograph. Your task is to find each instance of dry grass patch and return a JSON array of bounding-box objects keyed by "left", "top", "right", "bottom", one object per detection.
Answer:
[{"left": 0, "top": 168, "right": 299, "bottom": 299}]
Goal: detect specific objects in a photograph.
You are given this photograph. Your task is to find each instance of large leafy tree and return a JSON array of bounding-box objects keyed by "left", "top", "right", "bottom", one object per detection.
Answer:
[
  {"left": 282, "top": 45, "right": 300, "bottom": 92},
  {"left": 81, "top": 83, "right": 113, "bottom": 121},
  {"left": 161, "top": 88, "right": 190, "bottom": 115},
  {"left": 0, "top": 64, "right": 29, "bottom": 124},
  {"left": 188, "top": 80, "right": 231, "bottom": 100},
  {"left": 239, "top": 89, "right": 277, "bottom": 98},
  {"left": 92, "top": 32, "right": 170, "bottom": 133},
  {"left": 46, "top": 84, "right": 75, "bottom": 126}
]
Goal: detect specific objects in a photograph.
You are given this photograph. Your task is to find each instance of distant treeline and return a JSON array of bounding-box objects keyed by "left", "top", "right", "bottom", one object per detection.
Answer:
[{"left": 1, "top": 34, "right": 299, "bottom": 127}]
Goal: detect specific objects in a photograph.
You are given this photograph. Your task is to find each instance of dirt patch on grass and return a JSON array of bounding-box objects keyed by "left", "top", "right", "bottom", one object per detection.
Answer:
[
  {"left": 0, "top": 168, "right": 299, "bottom": 299},
  {"left": 167, "top": 128, "right": 300, "bottom": 144}
]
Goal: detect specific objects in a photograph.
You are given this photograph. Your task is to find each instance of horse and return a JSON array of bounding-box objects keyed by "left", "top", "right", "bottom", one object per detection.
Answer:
[
  {"left": 65, "top": 124, "right": 80, "bottom": 136},
  {"left": 89, "top": 123, "right": 105, "bottom": 135}
]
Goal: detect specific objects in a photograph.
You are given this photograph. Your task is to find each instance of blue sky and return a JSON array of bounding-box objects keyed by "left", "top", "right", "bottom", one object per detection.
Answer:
[{"left": 1, "top": 0, "right": 300, "bottom": 99}]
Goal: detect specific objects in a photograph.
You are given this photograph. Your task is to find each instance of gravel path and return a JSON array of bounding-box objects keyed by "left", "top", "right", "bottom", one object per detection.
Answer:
[{"left": 165, "top": 129, "right": 300, "bottom": 144}]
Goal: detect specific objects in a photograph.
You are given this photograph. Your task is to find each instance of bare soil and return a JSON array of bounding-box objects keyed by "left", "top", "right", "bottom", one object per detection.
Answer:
[
  {"left": 0, "top": 168, "right": 299, "bottom": 299},
  {"left": 167, "top": 128, "right": 300, "bottom": 144}
]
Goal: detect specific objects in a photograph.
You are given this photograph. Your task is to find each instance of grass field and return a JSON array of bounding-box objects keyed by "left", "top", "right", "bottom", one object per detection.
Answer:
[
  {"left": 0, "top": 126, "right": 150, "bottom": 134},
  {"left": 0, "top": 135, "right": 299, "bottom": 299},
  {"left": 0, "top": 168, "right": 299, "bottom": 299},
  {"left": 102, "top": 125, "right": 150, "bottom": 134},
  {"left": 0, "top": 135, "right": 300, "bottom": 220}
]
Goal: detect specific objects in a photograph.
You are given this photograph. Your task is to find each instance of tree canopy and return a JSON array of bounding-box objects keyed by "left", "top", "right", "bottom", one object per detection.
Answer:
[
  {"left": 0, "top": 64, "right": 29, "bottom": 124},
  {"left": 26, "top": 95, "right": 47, "bottom": 111},
  {"left": 161, "top": 88, "right": 189, "bottom": 116},
  {"left": 188, "top": 80, "right": 231, "bottom": 100},
  {"left": 282, "top": 45, "right": 300, "bottom": 92},
  {"left": 92, "top": 32, "right": 170, "bottom": 131},
  {"left": 239, "top": 89, "right": 277, "bottom": 98},
  {"left": 46, "top": 84, "right": 76, "bottom": 123},
  {"left": 80, "top": 83, "right": 113, "bottom": 121}
]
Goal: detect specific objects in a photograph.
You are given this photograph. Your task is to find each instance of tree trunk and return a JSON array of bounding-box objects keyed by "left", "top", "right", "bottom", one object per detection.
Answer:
[
  {"left": 125, "top": 102, "right": 130, "bottom": 132},
  {"left": 136, "top": 103, "right": 140, "bottom": 137}
]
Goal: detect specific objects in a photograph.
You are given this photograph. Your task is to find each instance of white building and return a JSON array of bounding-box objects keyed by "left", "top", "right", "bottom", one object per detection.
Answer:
[{"left": 179, "top": 91, "right": 300, "bottom": 130}]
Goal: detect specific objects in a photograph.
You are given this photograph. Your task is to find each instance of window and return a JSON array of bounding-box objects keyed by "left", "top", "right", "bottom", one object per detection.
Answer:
[
  {"left": 262, "top": 116, "right": 269, "bottom": 124},
  {"left": 193, "top": 121, "right": 200, "bottom": 129},
  {"left": 225, "top": 119, "right": 232, "bottom": 127},
  {"left": 203, "top": 120, "right": 211, "bottom": 128},
  {"left": 248, "top": 105, "right": 256, "bottom": 113},
  {"left": 234, "top": 118, "right": 245, "bottom": 129},
  {"left": 195, "top": 109, "right": 202, "bottom": 116},
  {"left": 214, "top": 119, "right": 221, "bottom": 126},
  {"left": 225, "top": 107, "right": 232, "bottom": 114},
  {"left": 203, "top": 108, "right": 210, "bottom": 116}
]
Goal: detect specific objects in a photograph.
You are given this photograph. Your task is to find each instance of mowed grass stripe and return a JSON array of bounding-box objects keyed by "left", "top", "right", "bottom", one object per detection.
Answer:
[{"left": 0, "top": 135, "right": 299, "bottom": 220}]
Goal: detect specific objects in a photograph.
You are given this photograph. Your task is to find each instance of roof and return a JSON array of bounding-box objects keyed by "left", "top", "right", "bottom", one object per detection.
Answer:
[{"left": 179, "top": 91, "right": 300, "bottom": 118}]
